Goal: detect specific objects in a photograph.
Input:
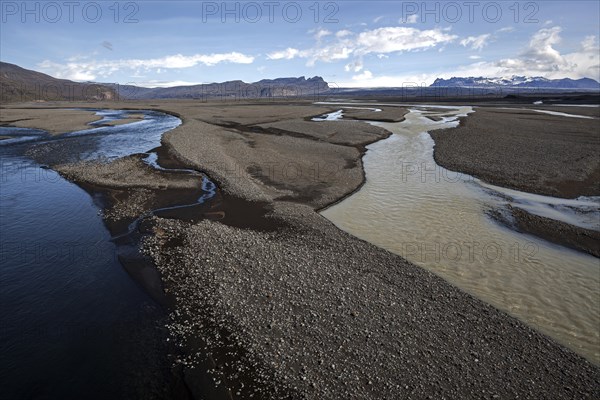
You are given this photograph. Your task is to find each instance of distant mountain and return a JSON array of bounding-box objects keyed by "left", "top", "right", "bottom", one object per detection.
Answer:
[
  {"left": 0, "top": 61, "right": 116, "bottom": 102},
  {"left": 104, "top": 76, "right": 330, "bottom": 100},
  {"left": 4, "top": 61, "right": 597, "bottom": 104},
  {"left": 430, "top": 76, "right": 600, "bottom": 89},
  {"left": 0, "top": 61, "right": 330, "bottom": 102}
]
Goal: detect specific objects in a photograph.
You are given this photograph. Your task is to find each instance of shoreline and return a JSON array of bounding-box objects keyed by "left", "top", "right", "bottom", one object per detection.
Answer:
[{"left": 4, "top": 100, "right": 600, "bottom": 399}]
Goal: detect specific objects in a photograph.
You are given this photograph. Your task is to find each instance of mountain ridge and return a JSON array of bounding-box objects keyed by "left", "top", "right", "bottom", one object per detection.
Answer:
[
  {"left": 0, "top": 61, "right": 117, "bottom": 102},
  {"left": 2, "top": 61, "right": 599, "bottom": 103},
  {"left": 102, "top": 75, "right": 329, "bottom": 99},
  {"left": 430, "top": 76, "right": 600, "bottom": 89}
]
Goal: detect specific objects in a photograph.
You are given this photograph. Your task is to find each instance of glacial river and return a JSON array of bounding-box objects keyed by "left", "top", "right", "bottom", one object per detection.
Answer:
[
  {"left": 0, "top": 109, "right": 209, "bottom": 399},
  {"left": 319, "top": 105, "right": 600, "bottom": 364}
]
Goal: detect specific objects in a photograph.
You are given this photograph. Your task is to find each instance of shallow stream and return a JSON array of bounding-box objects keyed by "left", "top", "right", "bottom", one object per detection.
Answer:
[{"left": 320, "top": 106, "right": 600, "bottom": 363}]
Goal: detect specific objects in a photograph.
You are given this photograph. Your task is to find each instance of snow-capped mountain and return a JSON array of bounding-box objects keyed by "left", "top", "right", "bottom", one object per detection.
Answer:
[{"left": 430, "top": 76, "right": 600, "bottom": 89}]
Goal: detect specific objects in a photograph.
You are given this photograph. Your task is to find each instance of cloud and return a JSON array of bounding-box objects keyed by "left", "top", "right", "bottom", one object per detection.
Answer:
[
  {"left": 345, "top": 60, "right": 363, "bottom": 72},
  {"left": 338, "top": 28, "right": 600, "bottom": 87},
  {"left": 373, "top": 16, "right": 384, "bottom": 23},
  {"left": 352, "top": 70, "right": 373, "bottom": 80},
  {"left": 266, "top": 48, "right": 301, "bottom": 60},
  {"left": 339, "top": 71, "right": 433, "bottom": 87},
  {"left": 313, "top": 29, "right": 332, "bottom": 40},
  {"left": 354, "top": 27, "right": 456, "bottom": 55},
  {"left": 132, "top": 80, "right": 203, "bottom": 88},
  {"left": 267, "top": 26, "right": 457, "bottom": 66},
  {"left": 38, "top": 52, "right": 255, "bottom": 81},
  {"left": 399, "top": 14, "right": 419, "bottom": 24},
  {"left": 497, "top": 27, "right": 515, "bottom": 33},
  {"left": 460, "top": 34, "right": 491, "bottom": 51},
  {"left": 492, "top": 27, "right": 599, "bottom": 80}
]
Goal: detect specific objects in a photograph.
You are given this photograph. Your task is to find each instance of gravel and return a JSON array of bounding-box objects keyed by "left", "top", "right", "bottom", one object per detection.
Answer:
[
  {"left": 430, "top": 106, "right": 600, "bottom": 198},
  {"left": 143, "top": 201, "right": 600, "bottom": 399}
]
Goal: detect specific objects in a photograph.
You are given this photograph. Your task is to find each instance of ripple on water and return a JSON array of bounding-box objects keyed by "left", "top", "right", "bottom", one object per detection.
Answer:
[{"left": 320, "top": 105, "right": 600, "bottom": 364}]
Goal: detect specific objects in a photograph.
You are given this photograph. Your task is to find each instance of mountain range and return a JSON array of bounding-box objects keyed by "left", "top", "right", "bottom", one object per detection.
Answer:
[
  {"left": 0, "top": 62, "right": 329, "bottom": 102},
  {"left": 1, "top": 61, "right": 599, "bottom": 103},
  {"left": 430, "top": 76, "right": 600, "bottom": 89},
  {"left": 0, "top": 62, "right": 116, "bottom": 102},
  {"left": 102, "top": 76, "right": 329, "bottom": 100}
]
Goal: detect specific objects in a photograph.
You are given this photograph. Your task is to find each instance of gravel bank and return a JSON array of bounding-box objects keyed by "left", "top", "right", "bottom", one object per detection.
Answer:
[
  {"left": 144, "top": 202, "right": 600, "bottom": 399},
  {"left": 494, "top": 206, "right": 600, "bottom": 258},
  {"left": 430, "top": 107, "right": 600, "bottom": 198},
  {"left": 256, "top": 119, "right": 390, "bottom": 146},
  {"left": 0, "top": 107, "right": 102, "bottom": 134},
  {"left": 55, "top": 156, "right": 200, "bottom": 190}
]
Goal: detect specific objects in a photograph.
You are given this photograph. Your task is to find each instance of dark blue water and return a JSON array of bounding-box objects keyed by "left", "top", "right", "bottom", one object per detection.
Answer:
[{"left": 0, "top": 110, "right": 192, "bottom": 399}]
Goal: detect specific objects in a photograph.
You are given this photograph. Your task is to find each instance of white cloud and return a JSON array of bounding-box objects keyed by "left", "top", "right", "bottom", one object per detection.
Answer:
[
  {"left": 267, "top": 26, "right": 457, "bottom": 67},
  {"left": 266, "top": 48, "right": 301, "bottom": 60},
  {"left": 581, "top": 35, "right": 598, "bottom": 52},
  {"left": 460, "top": 34, "right": 491, "bottom": 51},
  {"left": 354, "top": 27, "right": 456, "bottom": 55},
  {"left": 337, "top": 27, "right": 600, "bottom": 87},
  {"left": 497, "top": 27, "right": 515, "bottom": 33},
  {"left": 449, "top": 28, "right": 599, "bottom": 82},
  {"left": 352, "top": 70, "right": 373, "bottom": 80},
  {"left": 132, "top": 80, "right": 203, "bottom": 88},
  {"left": 492, "top": 27, "right": 599, "bottom": 80},
  {"left": 344, "top": 60, "right": 363, "bottom": 72},
  {"left": 313, "top": 29, "right": 332, "bottom": 40},
  {"left": 377, "top": 54, "right": 389, "bottom": 59},
  {"left": 373, "top": 16, "right": 384, "bottom": 23},
  {"left": 469, "top": 55, "right": 482, "bottom": 60},
  {"left": 38, "top": 52, "right": 254, "bottom": 81},
  {"left": 399, "top": 14, "right": 419, "bottom": 24},
  {"left": 339, "top": 72, "right": 432, "bottom": 87}
]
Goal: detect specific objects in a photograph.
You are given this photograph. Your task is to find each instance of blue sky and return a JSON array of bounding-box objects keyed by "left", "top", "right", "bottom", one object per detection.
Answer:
[{"left": 1, "top": 1, "right": 599, "bottom": 87}]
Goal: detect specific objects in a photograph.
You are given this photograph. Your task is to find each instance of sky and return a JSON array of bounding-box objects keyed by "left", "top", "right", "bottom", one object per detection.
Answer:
[{"left": 1, "top": 1, "right": 599, "bottom": 87}]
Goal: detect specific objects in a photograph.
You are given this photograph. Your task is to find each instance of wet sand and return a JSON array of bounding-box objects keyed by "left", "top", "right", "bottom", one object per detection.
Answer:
[
  {"left": 0, "top": 107, "right": 102, "bottom": 134},
  {"left": 5, "top": 100, "right": 600, "bottom": 399}
]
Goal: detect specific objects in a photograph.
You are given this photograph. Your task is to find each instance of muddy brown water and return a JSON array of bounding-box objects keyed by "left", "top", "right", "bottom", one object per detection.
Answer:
[{"left": 321, "top": 105, "right": 600, "bottom": 364}]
